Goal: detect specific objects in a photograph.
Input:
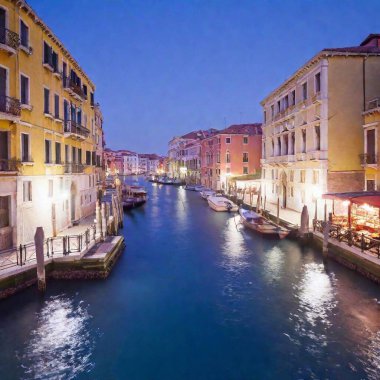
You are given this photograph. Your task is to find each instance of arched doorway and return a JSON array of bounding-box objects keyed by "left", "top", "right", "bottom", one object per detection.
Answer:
[
  {"left": 70, "top": 181, "right": 77, "bottom": 222},
  {"left": 280, "top": 171, "right": 287, "bottom": 208}
]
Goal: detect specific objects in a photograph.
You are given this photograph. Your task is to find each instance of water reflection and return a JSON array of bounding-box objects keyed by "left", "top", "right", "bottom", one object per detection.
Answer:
[
  {"left": 291, "top": 263, "right": 337, "bottom": 356},
  {"left": 262, "top": 246, "right": 285, "bottom": 284},
  {"left": 19, "top": 295, "right": 94, "bottom": 380}
]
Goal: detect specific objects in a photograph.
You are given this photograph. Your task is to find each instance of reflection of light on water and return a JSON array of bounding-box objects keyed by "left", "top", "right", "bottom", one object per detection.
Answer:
[
  {"left": 262, "top": 246, "right": 284, "bottom": 283},
  {"left": 222, "top": 217, "right": 247, "bottom": 266},
  {"left": 20, "top": 295, "right": 94, "bottom": 380},
  {"left": 291, "top": 262, "right": 337, "bottom": 357},
  {"left": 363, "top": 331, "right": 380, "bottom": 380}
]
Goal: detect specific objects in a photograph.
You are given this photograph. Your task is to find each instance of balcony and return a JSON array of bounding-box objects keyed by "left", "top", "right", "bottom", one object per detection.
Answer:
[
  {"left": 0, "top": 28, "right": 20, "bottom": 54},
  {"left": 63, "top": 77, "right": 86, "bottom": 101},
  {"left": 0, "top": 158, "right": 20, "bottom": 173},
  {"left": 360, "top": 153, "right": 378, "bottom": 166},
  {"left": 364, "top": 98, "right": 380, "bottom": 115},
  {"left": 0, "top": 96, "right": 21, "bottom": 121},
  {"left": 63, "top": 120, "right": 90, "bottom": 140},
  {"left": 64, "top": 163, "right": 85, "bottom": 174}
]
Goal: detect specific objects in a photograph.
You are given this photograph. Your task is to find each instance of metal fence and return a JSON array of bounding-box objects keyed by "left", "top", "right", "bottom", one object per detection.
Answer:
[
  {"left": 0, "top": 225, "right": 97, "bottom": 271},
  {"left": 313, "top": 220, "right": 380, "bottom": 259}
]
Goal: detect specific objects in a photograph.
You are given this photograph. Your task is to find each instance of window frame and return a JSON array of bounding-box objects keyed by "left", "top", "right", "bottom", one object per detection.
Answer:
[{"left": 20, "top": 73, "right": 30, "bottom": 106}]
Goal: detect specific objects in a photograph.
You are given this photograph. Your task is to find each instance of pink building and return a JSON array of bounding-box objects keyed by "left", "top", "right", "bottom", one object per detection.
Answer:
[{"left": 200, "top": 124, "right": 262, "bottom": 190}]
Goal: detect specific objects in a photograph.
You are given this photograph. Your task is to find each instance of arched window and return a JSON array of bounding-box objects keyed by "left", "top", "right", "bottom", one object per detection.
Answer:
[{"left": 226, "top": 151, "right": 230, "bottom": 163}]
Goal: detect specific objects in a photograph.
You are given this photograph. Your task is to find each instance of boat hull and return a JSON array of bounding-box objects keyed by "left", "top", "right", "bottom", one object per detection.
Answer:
[{"left": 207, "top": 197, "right": 238, "bottom": 212}]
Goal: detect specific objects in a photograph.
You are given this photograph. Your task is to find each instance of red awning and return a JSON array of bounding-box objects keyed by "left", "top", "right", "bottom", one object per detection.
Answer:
[{"left": 322, "top": 191, "right": 380, "bottom": 208}]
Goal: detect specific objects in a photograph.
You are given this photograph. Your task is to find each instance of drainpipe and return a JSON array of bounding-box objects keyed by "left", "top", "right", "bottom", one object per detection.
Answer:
[{"left": 363, "top": 56, "right": 367, "bottom": 111}]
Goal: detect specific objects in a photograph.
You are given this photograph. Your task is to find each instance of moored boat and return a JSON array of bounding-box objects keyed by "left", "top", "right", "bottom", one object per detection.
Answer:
[
  {"left": 200, "top": 189, "right": 216, "bottom": 199},
  {"left": 207, "top": 196, "right": 238, "bottom": 212},
  {"left": 122, "top": 184, "right": 147, "bottom": 210},
  {"left": 239, "top": 208, "right": 290, "bottom": 239}
]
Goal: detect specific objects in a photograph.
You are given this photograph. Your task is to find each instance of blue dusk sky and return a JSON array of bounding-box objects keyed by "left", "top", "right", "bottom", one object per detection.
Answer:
[{"left": 30, "top": 0, "right": 379, "bottom": 154}]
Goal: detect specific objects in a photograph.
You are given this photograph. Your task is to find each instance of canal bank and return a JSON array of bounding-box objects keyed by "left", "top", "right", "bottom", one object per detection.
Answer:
[
  {"left": 0, "top": 179, "right": 379, "bottom": 380},
  {"left": 226, "top": 192, "right": 380, "bottom": 284}
]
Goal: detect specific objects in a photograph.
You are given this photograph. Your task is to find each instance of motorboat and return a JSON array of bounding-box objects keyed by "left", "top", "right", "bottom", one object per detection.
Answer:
[
  {"left": 122, "top": 185, "right": 147, "bottom": 210},
  {"left": 239, "top": 208, "right": 290, "bottom": 239},
  {"left": 194, "top": 185, "right": 205, "bottom": 192},
  {"left": 207, "top": 196, "right": 238, "bottom": 212},
  {"left": 184, "top": 184, "right": 197, "bottom": 191},
  {"left": 200, "top": 189, "right": 216, "bottom": 199}
]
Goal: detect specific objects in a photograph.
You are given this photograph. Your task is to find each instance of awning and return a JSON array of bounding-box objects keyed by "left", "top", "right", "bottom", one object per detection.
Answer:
[{"left": 322, "top": 191, "right": 380, "bottom": 207}]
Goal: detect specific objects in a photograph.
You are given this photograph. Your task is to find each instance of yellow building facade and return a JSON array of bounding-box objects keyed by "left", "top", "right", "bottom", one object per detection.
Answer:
[
  {"left": 0, "top": 0, "right": 104, "bottom": 250},
  {"left": 362, "top": 98, "right": 380, "bottom": 191},
  {"left": 260, "top": 34, "right": 380, "bottom": 216}
]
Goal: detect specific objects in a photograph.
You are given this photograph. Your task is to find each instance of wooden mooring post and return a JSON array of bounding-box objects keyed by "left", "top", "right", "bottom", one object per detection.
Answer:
[{"left": 34, "top": 227, "right": 46, "bottom": 292}]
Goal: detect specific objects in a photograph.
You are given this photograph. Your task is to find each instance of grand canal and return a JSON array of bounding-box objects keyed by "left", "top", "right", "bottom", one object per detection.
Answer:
[{"left": 0, "top": 178, "right": 379, "bottom": 379}]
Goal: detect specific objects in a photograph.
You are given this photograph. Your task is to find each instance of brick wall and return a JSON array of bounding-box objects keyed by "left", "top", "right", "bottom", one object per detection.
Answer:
[{"left": 327, "top": 171, "right": 365, "bottom": 193}]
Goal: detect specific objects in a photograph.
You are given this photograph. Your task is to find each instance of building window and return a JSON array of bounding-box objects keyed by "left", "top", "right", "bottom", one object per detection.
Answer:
[
  {"left": 315, "top": 125, "right": 320, "bottom": 150},
  {"left": 20, "top": 75, "right": 29, "bottom": 105},
  {"left": 283, "top": 95, "right": 289, "bottom": 109},
  {"left": 23, "top": 181, "right": 32, "bottom": 202},
  {"left": 271, "top": 104, "right": 274, "bottom": 118},
  {"left": 300, "top": 170, "right": 306, "bottom": 183},
  {"left": 277, "top": 100, "right": 281, "bottom": 113},
  {"left": 263, "top": 111, "right": 266, "bottom": 123},
  {"left": 366, "top": 179, "right": 376, "bottom": 191},
  {"left": 0, "top": 196, "right": 10, "bottom": 228},
  {"left": 226, "top": 151, "right": 230, "bottom": 163},
  {"left": 55, "top": 142, "right": 61, "bottom": 164},
  {"left": 54, "top": 94, "right": 59, "bottom": 119},
  {"left": 226, "top": 137, "right": 231, "bottom": 144},
  {"left": 301, "top": 129, "right": 306, "bottom": 153},
  {"left": 312, "top": 170, "right": 319, "bottom": 185},
  {"left": 243, "top": 166, "right": 248, "bottom": 174},
  {"left": 20, "top": 19, "right": 29, "bottom": 48},
  {"left": 216, "top": 152, "right": 220, "bottom": 163},
  {"left": 48, "top": 179, "right": 53, "bottom": 197},
  {"left": 21, "top": 133, "right": 30, "bottom": 162},
  {"left": 302, "top": 82, "right": 307, "bottom": 101},
  {"left": 291, "top": 90, "right": 296, "bottom": 106},
  {"left": 243, "top": 152, "right": 249, "bottom": 163},
  {"left": 86, "top": 151, "right": 91, "bottom": 165},
  {"left": 44, "top": 88, "right": 50, "bottom": 114},
  {"left": 78, "top": 148, "right": 82, "bottom": 164},
  {"left": 290, "top": 186, "right": 294, "bottom": 197},
  {"left": 289, "top": 170, "right": 294, "bottom": 182},
  {"left": 315, "top": 72, "right": 321, "bottom": 93},
  {"left": 45, "top": 139, "right": 52, "bottom": 163},
  {"left": 65, "top": 144, "right": 70, "bottom": 163},
  {"left": 226, "top": 167, "right": 230, "bottom": 174},
  {"left": 243, "top": 136, "right": 248, "bottom": 144}
]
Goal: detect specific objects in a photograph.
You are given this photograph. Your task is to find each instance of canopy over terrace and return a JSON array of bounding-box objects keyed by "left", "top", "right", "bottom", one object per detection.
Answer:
[
  {"left": 322, "top": 191, "right": 380, "bottom": 207},
  {"left": 322, "top": 191, "right": 380, "bottom": 230}
]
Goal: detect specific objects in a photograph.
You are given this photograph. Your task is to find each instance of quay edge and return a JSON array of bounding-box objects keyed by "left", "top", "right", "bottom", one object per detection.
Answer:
[{"left": 0, "top": 236, "right": 125, "bottom": 300}]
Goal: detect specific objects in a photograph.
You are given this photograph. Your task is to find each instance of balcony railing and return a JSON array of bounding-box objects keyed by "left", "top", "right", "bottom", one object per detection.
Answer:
[
  {"left": 64, "top": 163, "right": 85, "bottom": 174},
  {"left": 365, "top": 98, "right": 380, "bottom": 112},
  {"left": 63, "top": 77, "right": 86, "bottom": 100},
  {"left": 359, "top": 153, "right": 377, "bottom": 165},
  {"left": 0, "top": 96, "right": 21, "bottom": 117},
  {"left": 64, "top": 120, "right": 90, "bottom": 139},
  {"left": 0, "top": 28, "right": 20, "bottom": 51},
  {"left": 0, "top": 158, "right": 20, "bottom": 172}
]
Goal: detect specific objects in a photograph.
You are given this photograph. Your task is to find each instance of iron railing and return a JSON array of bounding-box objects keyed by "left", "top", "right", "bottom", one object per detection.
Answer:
[
  {"left": 313, "top": 220, "right": 380, "bottom": 259},
  {"left": 0, "top": 28, "right": 20, "bottom": 50},
  {"left": 0, "top": 225, "right": 97, "bottom": 270},
  {"left": 64, "top": 120, "right": 90, "bottom": 138},
  {"left": 0, "top": 95, "right": 21, "bottom": 116},
  {"left": 0, "top": 158, "right": 20, "bottom": 172},
  {"left": 64, "top": 162, "right": 85, "bottom": 174},
  {"left": 62, "top": 76, "right": 86, "bottom": 100},
  {"left": 366, "top": 98, "right": 380, "bottom": 111}
]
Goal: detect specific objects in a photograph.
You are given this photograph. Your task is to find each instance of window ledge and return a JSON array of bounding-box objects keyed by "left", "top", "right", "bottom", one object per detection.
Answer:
[
  {"left": 43, "top": 63, "right": 54, "bottom": 72},
  {"left": 45, "top": 163, "right": 54, "bottom": 166},
  {"left": 20, "top": 45, "right": 33, "bottom": 55},
  {"left": 54, "top": 118, "right": 63, "bottom": 123},
  {"left": 21, "top": 161, "right": 34, "bottom": 166},
  {"left": 21, "top": 104, "right": 33, "bottom": 111},
  {"left": 44, "top": 113, "right": 54, "bottom": 120}
]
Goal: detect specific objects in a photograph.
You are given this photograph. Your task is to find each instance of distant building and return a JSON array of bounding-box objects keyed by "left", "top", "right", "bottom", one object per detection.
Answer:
[
  {"left": 200, "top": 124, "right": 262, "bottom": 190},
  {"left": 123, "top": 152, "right": 139, "bottom": 175},
  {"left": 261, "top": 34, "right": 380, "bottom": 215},
  {"left": 168, "top": 129, "right": 217, "bottom": 180}
]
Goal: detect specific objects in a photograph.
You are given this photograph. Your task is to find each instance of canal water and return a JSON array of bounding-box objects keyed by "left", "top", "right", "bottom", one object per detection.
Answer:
[{"left": 0, "top": 179, "right": 379, "bottom": 380}]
